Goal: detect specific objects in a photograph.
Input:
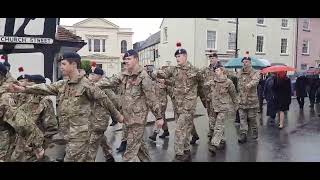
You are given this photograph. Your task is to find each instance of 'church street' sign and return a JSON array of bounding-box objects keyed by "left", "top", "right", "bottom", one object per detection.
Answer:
[{"left": 0, "top": 36, "right": 53, "bottom": 44}]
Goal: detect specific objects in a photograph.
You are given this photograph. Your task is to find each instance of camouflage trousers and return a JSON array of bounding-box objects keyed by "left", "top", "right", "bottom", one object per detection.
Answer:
[
  {"left": 191, "top": 100, "right": 215, "bottom": 138},
  {"left": 174, "top": 113, "right": 194, "bottom": 156},
  {"left": 153, "top": 101, "right": 168, "bottom": 133},
  {"left": 87, "top": 131, "right": 113, "bottom": 162},
  {"left": 0, "top": 130, "right": 15, "bottom": 161},
  {"left": 10, "top": 135, "right": 36, "bottom": 162},
  {"left": 209, "top": 112, "right": 226, "bottom": 147},
  {"left": 239, "top": 108, "right": 258, "bottom": 136},
  {"left": 207, "top": 101, "right": 215, "bottom": 136},
  {"left": 64, "top": 140, "right": 90, "bottom": 162},
  {"left": 122, "top": 124, "right": 150, "bottom": 162},
  {"left": 121, "top": 124, "right": 128, "bottom": 142}
]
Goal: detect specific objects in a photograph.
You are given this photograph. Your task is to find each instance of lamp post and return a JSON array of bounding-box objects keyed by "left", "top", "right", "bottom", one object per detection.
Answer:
[{"left": 235, "top": 18, "right": 239, "bottom": 58}]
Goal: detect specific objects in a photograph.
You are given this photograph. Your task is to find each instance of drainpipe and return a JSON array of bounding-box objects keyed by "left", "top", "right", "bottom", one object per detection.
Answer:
[
  {"left": 194, "top": 18, "right": 196, "bottom": 66},
  {"left": 295, "top": 18, "right": 299, "bottom": 69}
]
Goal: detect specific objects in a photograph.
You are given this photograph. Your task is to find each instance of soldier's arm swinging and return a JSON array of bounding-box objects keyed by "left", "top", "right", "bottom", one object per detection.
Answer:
[
  {"left": 156, "top": 66, "right": 174, "bottom": 80},
  {"left": 96, "top": 74, "right": 121, "bottom": 89},
  {"left": 228, "top": 81, "right": 239, "bottom": 110},
  {"left": 246, "top": 71, "right": 261, "bottom": 89},
  {"left": 23, "top": 80, "right": 65, "bottom": 96},
  {"left": 86, "top": 85, "right": 123, "bottom": 123},
  {"left": 142, "top": 75, "right": 162, "bottom": 120}
]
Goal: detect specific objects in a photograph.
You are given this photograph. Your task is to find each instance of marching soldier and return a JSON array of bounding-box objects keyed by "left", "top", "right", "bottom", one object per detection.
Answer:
[
  {"left": 204, "top": 64, "right": 239, "bottom": 155},
  {"left": 87, "top": 67, "right": 116, "bottom": 162},
  {"left": 237, "top": 54, "right": 260, "bottom": 144},
  {"left": 7, "top": 52, "right": 123, "bottom": 162},
  {"left": 193, "top": 53, "right": 221, "bottom": 144},
  {"left": 97, "top": 49, "right": 163, "bottom": 162},
  {"left": 156, "top": 44, "right": 203, "bottom": 162}
]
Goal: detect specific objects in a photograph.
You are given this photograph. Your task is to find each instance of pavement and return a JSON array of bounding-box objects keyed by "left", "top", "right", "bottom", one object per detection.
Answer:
[{"left": 45, "top": 97, "right": 320, "bottom": 162}]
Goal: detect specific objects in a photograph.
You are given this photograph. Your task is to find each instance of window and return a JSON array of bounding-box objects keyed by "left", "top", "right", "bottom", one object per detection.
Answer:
[
  {"left": 121, "top": 40, "right": 127, "bottom": 53},
  {"left": 228, "top": 32, "right": 236, "bottom": 51},
  {"left": 155, "top": 49, "right": 159, "bottom": 58},
  {"left": 303, "top": 18, "right": 310, "bottom": 30},
  {"left": 163, "top": 27, "right": 168, "bottom": 42},
  {"left": 88, "top": 39, "right": 92, "bottom": 52},
  {"left": 102, "top": 39, "right": 106, "bottom": 52},
  {"left": 256, "top": 35, "right": 264, "bottom": 53},
  {"left": 257, "top": 18, "right": 264, "bottom": 25},
  {"left": 302, "top": 40, "right": 309, "bottom": 54},
  {"left": 207, "top": 30, "right": 217, "bottom": 49},
  {"left": 94, "top": 39, "right": 100, "bottom": 52},
  {"left": 280, "top": 38, "right": 288, "bottom": 54},
  {"left": 301, "top": 64, "right": 308, "bottom": 70},
  {"left": 281, "top": 19, "right": 288, "bottom": 28}
]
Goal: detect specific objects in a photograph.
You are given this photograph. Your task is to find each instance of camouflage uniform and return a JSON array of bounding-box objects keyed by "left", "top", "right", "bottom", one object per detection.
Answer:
[
  {"left": 237, "top": 67, "right": 260, "bottom": 138},
  {"left": 0, "top": 98, "right": 15, "bottom": 162},
  {"left": 157, "top": 62, "right": 202, "bottom": 157},
  {"left": 205, "top": 75, "right": 239, "bottom": 149},
  {"left": 1, "top": 93, "right": 45, "bottom": 162},
  {"left": 152, "top": 79, "right": 168, "bottom": 133},
  {"left": 97, "top": 65, "right": 162, "bottom": 162},
  {"left": 86, "top": 80, "right": 120, "bottom": 162},
  {"left": 165, "top": 77, "right": 177, "bottom": 121},
  {"left": 0, "top": 73, "right": 19, "bottom": 162},
  {"left": 21, "top": 73, "right": 122, "bottom": 162},
  {"left": 197, "top": 65, "right": 216, "bottom": 137}
]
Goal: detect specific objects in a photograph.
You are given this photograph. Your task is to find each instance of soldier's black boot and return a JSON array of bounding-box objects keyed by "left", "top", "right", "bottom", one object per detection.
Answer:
[
  {"left": 173, "top": 154, "right": 190, "bottom": 162},
  {"left": 159, "top": 130, "right": 170, "bottom": 139},
  {"left": 105, "top": 154, "right": 115, "bottom": 162},
  {"left": 252, "top": 129, "right": 258, "bottom": 140},
  {"left": 208, "top": 145, "right": 216, "bottom": 156},
  {"left": 110, "top": 121, "right": 118, "bottom": 126},
  {"left": 238, "top": 133, "right": 247, "bottom": 144},
  {"left": 190, "top": 135, "right": 199, "bottom": 145},
  {"left": 116, "top": 141, "right": 127, "bottom": 152},
  {"left": 149, "top": 132, "right": 158, "bottom": 141},
  {"left": 172, "top": 155, "right": 185, "bottom": 162},
  {"left": 184, "top": 150, "right": 191, "bottom": 160},
  {"left": 216, "top": 140, "right": 226, "bottom": 150}
]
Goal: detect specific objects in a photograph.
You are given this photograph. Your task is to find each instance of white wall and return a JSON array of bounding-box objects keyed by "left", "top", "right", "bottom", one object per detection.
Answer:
[
  {"left": 238, "top": 18, "right": 296, "bottom": 66},
  {"left": 158, "top": 18, "right": 196, "bottom": 67},
  {"left": 8, "top": 52, "right": 44, "bottom": 78}
]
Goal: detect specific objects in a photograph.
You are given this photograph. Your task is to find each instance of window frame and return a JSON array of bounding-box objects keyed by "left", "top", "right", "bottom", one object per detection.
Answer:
[{"left": 206, "top": 30, "right": 217, "bottom": 50}]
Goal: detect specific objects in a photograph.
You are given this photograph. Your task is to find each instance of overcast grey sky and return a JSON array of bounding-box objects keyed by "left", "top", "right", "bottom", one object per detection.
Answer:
[{"left": 60, "top": 18, "right": 162, "bottom": 43}]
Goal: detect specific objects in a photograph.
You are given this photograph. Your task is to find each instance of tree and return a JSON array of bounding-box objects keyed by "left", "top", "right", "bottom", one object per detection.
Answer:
[{"left": 81, "top": 60, "right": 91, "bottom": 74}]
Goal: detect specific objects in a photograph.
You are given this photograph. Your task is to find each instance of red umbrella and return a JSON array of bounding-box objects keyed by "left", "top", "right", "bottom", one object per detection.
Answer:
[{"left": 261, "top": 65, "right": 295, "bottom": 74}]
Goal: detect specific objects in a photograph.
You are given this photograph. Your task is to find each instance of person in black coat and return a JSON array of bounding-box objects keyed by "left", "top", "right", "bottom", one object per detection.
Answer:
[
  {"left": 306, "top": 74, "right": 319, "bottom": 108},
  {"left": 295, "top": 75, "right": 308, "bottom": 109},
  {"left": 273, "top": 71, "right": 292, "bottom": 129},
  {"left": 263, "top": 73, "right": 277, "bottom": 120},
  {"left": 257, "top": 73, "right": 265, "bottom": 113}
]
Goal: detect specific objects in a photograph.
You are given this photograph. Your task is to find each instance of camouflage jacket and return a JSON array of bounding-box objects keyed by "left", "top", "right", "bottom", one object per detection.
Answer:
[
  {"left": 157, "top": 62, "right": 203, "bottom": 114},
  {"left": 0, "top": 93, "right": 44, "bottom": 149},
  {"left": 89, "top": 79, "right": 121, "bottom": 132},
  {"left": 97, "top": 65, "right": 162, "bottom": 126},
  {"left": 22, "top": 73, "right": 122, "bottom": 142},
  {"left": 198, "top": 66, "right": 216, "bottom": 107},
  {"left": 0, "top": 73, "right": 18, "bottom": 95},
  {"left": 21, "top": 95, "right": 59, "bottom": 137},
  {"left": 237, "top": 67, "right": 260, "bottom": 109},
  {"left": 205, "top": 75, "right": 239, "bottom": 112}
]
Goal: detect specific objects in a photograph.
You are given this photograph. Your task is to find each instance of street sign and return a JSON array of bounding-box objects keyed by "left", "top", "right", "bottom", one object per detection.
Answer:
[
  {"left": 0, "top": 36, "right": 53, "bottom": 44},
  {"left": 0, "top": 18, "right": 57, "bottom": 52}
]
